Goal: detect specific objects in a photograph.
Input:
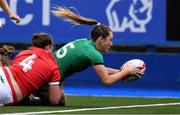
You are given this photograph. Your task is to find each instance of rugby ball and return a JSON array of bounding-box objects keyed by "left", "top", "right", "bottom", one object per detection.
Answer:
[{"left": 121, "top": 59, "right": 146, "bottom": 82}]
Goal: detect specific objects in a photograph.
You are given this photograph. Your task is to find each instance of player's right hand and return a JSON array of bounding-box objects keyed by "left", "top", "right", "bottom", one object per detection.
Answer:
[{"left": 9, "top": 13, "right": 21, "bottom": 23}]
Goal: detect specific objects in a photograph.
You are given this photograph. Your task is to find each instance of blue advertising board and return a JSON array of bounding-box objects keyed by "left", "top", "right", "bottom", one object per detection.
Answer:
[
  {"left": 0, "top": 0, "right": 166, "bottom": 44},
  {"left": 64, "top": 53, "right": 180, "bottom": 97}
]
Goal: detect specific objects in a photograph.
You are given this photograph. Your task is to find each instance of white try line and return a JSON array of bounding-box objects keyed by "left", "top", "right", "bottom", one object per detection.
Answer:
[{"left": 3, "top": 102, "right": 180, "bottom": 115}]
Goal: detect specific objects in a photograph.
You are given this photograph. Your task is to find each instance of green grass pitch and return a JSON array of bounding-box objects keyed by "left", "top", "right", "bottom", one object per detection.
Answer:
[{"left": 1, "top": 95, "right": 180, "bottom": 114}]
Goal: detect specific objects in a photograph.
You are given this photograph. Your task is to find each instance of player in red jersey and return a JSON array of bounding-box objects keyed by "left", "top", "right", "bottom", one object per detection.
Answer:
[{"left": 0, "top": 33, "right": 62, "bottom": 106}]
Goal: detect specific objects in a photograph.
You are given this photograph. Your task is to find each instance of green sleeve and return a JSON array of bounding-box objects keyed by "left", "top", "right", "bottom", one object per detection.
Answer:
[{"left": 87, "top": 51, "right": 104, "bottom": 65}]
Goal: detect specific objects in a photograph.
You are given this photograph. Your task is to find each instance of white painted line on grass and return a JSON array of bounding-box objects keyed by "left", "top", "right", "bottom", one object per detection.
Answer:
[{"left": 3, "top": 102, "right": 180, "bottom": 115}]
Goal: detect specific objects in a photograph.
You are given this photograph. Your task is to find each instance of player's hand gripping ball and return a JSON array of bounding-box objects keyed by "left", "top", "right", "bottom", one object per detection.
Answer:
[{"left": 121, "top": 59, "right": 146, "bottom": 82}]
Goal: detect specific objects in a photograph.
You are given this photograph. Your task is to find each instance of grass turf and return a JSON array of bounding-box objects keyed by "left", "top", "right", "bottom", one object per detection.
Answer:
[{"left": 1, "top": 95, "right": 180, "bottom": 114}]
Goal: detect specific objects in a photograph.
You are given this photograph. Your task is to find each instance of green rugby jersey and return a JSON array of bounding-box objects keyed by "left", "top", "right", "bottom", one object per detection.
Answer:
[{"left": 53, "top": 39, "right": 104, "bottom": 83}]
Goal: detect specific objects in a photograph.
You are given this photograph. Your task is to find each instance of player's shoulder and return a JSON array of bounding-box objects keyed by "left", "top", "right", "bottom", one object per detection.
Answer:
[
  {"left": 16, "top": 49, "right": 31, "bottom": 56},
  {"left": 70, "top": 38, "right": 102, "bottom": 56},
  {"left": 71, "top": 38, "right": 91, "bottom": 50},
  {"left": 72, "top": 38, "right": 89, "bottom": 44}
]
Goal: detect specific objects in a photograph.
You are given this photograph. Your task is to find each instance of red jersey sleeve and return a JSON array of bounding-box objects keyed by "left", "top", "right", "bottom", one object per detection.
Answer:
[{"left": 48, "top": 67, "right": 61, "bottom": 86}]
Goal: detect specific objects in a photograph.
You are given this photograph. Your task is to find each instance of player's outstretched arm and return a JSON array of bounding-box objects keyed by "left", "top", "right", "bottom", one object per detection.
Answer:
[
  {"left": 0, "top": 0, "right": 20, "bottom": 23},
  {"left": 93, "top": 64, "right": 142, "bottom": 86},
  {"left": 106, "top": 67, "right": 119, "bottom": 75}
]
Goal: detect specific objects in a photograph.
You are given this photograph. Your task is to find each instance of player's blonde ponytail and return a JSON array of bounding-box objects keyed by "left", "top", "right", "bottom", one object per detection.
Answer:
[
  {"left": 52, "top": 6, "right": 99, "bottom": 26},
  {"left": 52, "top": 6, "right": 112, "bottom": 41}
]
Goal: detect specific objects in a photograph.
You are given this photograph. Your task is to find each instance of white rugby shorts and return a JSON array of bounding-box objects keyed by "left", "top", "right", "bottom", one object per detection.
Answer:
[{"left": 0, "top": 67, "right": 13, "bottom": 106}]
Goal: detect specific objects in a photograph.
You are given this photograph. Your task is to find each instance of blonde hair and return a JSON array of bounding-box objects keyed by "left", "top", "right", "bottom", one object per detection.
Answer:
[
  {"left": 52, "top": 6, "right": 98, "bottom": 25},
  {"left": 52, "top": 6, "right": 112, "bottom": 41}
]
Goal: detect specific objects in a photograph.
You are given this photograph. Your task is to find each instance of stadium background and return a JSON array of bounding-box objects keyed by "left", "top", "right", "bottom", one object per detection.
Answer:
[{"left": 0, "top": 0, "right": 180, "bottom": 98}]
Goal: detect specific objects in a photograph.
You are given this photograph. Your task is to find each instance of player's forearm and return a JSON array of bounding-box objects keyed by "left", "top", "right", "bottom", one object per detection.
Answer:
[
  {"left": 94, "top": 65, "right": 129, "bottom": 86},
  {"left": 48, "top": 85, "right": 62, "bottom": 106},
  {"left": 106, "top": 70, "right": 129, "bottom": 85},
  {"left": 0, "top": 0, "right": 12, "bottom": 16},
  {"left": 100, "top": 70, "right": 129, "bottom": 86},
  {"left": 106, "top": 67, "right": 119, "bottom": 75}
]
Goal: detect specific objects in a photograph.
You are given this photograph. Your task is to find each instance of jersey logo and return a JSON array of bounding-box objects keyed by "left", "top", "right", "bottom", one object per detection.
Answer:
[{"left": 106, "top": 0, "right": 153, "bottom": 33}]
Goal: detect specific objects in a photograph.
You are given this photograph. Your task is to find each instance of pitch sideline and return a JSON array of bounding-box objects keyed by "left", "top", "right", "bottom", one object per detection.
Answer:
[{"left": 3, "top": 102, "right": 180, "bottom": 115}]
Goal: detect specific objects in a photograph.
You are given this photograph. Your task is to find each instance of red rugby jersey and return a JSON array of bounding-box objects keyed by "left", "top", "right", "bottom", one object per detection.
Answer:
[{"left": 8, "top": 47, "right": 60, "bottom": 97}]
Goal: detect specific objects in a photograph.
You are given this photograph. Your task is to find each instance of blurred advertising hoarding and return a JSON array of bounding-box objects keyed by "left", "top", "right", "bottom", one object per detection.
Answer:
[{"left": 0, "top": 0, "right": 166, "bottom": 44}]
